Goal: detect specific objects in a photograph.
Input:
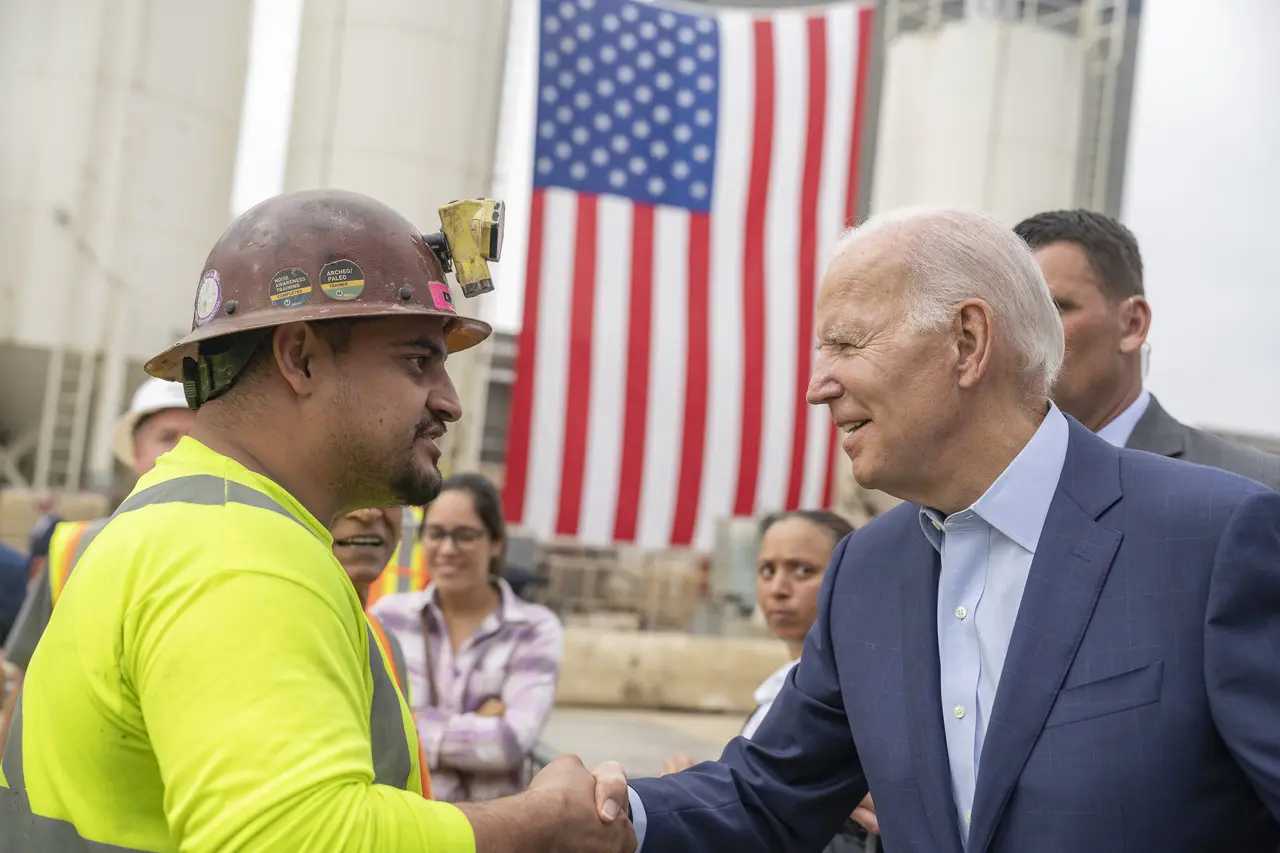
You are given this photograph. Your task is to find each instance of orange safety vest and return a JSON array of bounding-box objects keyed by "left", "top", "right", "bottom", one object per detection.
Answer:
[
  {"left": 368, "top": 612, "right": 433, "bottom": 800},
  {"left": 365, "top": 506, "right": 430, "bottom": 609},
  {"left": 47, "top": 519, "right": 109, "bottom": 606}
]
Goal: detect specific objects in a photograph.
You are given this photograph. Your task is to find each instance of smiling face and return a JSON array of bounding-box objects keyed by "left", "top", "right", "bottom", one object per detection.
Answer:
[
  {"left": 422, "top": 488, "right": 503, "bottom": 597},
  {"left": 331, "top": 507, "right": 403, "bottom": 588},
  {"left": 806, "top": 239, "right": 961, "bottom": 497}
]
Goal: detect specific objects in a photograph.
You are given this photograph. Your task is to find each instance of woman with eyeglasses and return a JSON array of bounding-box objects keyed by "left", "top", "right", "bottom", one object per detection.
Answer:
[{"left": 370, "top": 473, "right": 564, "bottom": 803}]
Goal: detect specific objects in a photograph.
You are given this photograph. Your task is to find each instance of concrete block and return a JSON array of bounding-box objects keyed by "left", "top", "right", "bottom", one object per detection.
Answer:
[{"left": 558, "top": 628, "right": 789, "bottom": 714}]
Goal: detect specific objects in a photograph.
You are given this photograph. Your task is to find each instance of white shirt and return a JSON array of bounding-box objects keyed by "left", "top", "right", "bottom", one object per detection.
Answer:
[
  {"left": 740, "top": 659, "right": 799, "bottom": 740},
  {"left": 1095, "top": 388, "right": 1150, "bottom": 448}
]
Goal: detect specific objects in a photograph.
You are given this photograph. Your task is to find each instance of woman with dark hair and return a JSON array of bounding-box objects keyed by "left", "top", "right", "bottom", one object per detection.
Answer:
[
  {"left": 660, "top": 509, "right": 879, "bottom": 851},
  {"left": 371, "top": 473, "right": 564, "bottom": 803}
]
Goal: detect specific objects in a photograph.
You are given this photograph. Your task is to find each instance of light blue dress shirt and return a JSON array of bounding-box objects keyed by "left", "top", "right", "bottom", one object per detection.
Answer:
[
  {"left": 1095, "top": 387, "right": 1150, "bottom": 448},
  {"left": 628, "top": 404, "right": 1070, "bottom": 850},
  {"left": 919, "top": 403, "right": 1068, "bottom": 841}
]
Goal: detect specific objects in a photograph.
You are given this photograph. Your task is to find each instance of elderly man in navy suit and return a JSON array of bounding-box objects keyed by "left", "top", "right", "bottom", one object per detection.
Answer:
[{"left": 590, "top": 207, "right": 1280, "bottom": 852}]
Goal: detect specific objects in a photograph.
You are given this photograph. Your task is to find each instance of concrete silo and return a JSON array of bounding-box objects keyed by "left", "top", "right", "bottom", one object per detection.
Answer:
[
  {"left": 284, "top": 0, "right": 513, "bottom": 474},
  {"left": 0, "top": 0, "right": 253, "bottom": 492}
]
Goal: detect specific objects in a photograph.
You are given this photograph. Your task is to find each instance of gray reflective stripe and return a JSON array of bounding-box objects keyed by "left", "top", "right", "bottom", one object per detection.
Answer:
[
  {"left": 1, "top": 694, "right": 146, "bottom": 852},
  {"left": 111, "top": 475, "right": 315, "bottom": 538},
  {"left": 367, "top": 624, "right": 412, "bottom": 789},
  {"left": 0, "top": 475, "right": 357, "bottom": 848}
]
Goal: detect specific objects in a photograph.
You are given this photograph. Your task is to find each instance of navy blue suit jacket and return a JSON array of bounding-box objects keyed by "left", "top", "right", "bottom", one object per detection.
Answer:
[{"left": 631, "top": 419, "right": 1280, "bottom": 852}]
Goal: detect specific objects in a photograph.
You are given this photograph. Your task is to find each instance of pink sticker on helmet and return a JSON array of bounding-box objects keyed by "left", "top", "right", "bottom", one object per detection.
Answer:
[{"left": 428, "top": 281, "right": 457, "bottom": 314}]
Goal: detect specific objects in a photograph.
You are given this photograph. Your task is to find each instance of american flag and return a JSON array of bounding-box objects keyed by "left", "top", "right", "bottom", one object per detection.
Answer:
[{"left": 503, "top": 0, "right": 876, "bottom": 550}]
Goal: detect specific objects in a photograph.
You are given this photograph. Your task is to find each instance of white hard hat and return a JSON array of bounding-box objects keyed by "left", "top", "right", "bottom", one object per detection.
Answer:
[{"left": 112, "top": 378, "right": 191, "bottom": 467}]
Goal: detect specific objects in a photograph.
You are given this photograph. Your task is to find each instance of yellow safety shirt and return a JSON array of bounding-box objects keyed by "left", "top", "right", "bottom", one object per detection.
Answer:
[
  {"left": 365, "top": 506, "right": 430, "bottom": 609},
  {"left": 0, "top": 438, "right": 471, "bottom": 852}
]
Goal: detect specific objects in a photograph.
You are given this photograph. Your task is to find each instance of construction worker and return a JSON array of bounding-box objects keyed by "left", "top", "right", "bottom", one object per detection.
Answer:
[
  {"left": 0, "top": 376, "right": 193, "bottom": 744},
  {"left": 334, "top": 507, "right": 412, "bottom": 692},
  {"left": 0, "top": 189, "right": 634, "bottom": 853},
  {"left": 367, "top": 505, "right": 431, "bottom": 609}
]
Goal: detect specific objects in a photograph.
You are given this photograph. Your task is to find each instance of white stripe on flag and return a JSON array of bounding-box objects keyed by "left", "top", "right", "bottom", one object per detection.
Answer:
[
  {"left": 578, "top": 195, "right": 633, "bottom": 544},
  {"left": 692, "top": 10, "right": 754, "bottom": 550},
  {"left": 804, "top": 4, "right": 858, "bottom": 508},
  {"left": 523, "top": 188, "right": 577, "bottom": 536},
  {"left": 756, "top": 11, "right": 808, "bottom": 514},
  {"left": 636, "top": 206, "right": 690, "bottom": 548}
]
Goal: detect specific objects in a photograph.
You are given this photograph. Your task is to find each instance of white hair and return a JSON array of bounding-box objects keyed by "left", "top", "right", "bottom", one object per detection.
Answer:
[{"left": 832, "top": 205, "right": 1065, "bottom": 397}]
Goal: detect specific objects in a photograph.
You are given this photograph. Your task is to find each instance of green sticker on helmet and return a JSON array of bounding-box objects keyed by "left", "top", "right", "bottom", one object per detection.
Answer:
[{"left": 320, "top": 259, "right": 365, "bottom": 301}]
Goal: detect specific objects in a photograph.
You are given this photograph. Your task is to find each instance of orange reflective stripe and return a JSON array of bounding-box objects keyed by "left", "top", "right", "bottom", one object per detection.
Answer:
[
  {"left": 49, "top": 522, "right": 88, "bottom": 606},
  {"left": 411, "top": 540, "right": 430, "bottom": 589}
]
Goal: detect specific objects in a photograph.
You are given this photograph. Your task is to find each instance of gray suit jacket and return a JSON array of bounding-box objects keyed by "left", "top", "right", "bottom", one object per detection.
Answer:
[{"left": 1127, "top": 395, "right": 1280, "bottom": 490}]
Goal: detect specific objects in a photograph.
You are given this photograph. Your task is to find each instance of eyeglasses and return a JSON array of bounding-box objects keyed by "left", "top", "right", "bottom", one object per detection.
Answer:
[{"left": 422, "top": 525, "right": 488, "bottom": 547}]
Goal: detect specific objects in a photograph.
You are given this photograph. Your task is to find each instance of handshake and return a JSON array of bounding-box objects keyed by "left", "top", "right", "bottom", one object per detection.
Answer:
[{"left": 495, "top": 754, "right": 636, "bottom": 853}]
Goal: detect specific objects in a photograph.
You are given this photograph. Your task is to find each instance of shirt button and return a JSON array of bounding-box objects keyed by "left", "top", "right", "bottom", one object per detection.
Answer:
[
  {"left": 954, "top": 605, "right": 967, "bottom": 620},
  {"left": 954, "top": 704, "right": 966, "bottom": 719}
]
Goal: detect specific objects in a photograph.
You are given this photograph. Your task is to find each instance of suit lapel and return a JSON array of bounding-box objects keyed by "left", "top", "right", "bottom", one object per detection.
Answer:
[
  {"left": 1126, "top": 394, "right": 1186, "bottom": 458},
  {"left": 900, "top": 531, "right": 966, "bottom": 853},
  {"left": 965, "top": 421, "right": 1124, "bottom": 853}
]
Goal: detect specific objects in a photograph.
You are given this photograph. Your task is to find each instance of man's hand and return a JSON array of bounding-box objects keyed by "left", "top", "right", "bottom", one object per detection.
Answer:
[
  {"left": 659, "top": 751, "right": 695, "bottom": 776},
  {"left": 476, "top": 698, "right": 506, "bottom": 718},
  {"left": 851, "top": 793, "right": 878, "bottom": 835},
  {"left": 528, "top": 755, "right": 636, "bottom": 852},
  {"left": 590, "top": 760, "right": 631, "bottom": 823}
]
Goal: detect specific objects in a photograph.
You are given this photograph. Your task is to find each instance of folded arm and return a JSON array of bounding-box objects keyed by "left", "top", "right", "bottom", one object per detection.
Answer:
[
  {"left": 418, "top": 618, "right": 564, "bottom": 774},
  {"left": 626, "top": 535, "right": 868, "bottom": 852}
]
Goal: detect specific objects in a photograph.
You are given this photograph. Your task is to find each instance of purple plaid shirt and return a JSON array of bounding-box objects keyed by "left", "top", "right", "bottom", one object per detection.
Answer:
[{"left": 370, "top": 578, "right": 563, "bottom": 802}]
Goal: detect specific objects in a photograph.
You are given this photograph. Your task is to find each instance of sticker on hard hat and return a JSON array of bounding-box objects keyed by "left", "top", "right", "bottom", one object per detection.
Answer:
[
  {"left": 428, "top": 281, "right": 457, "bottom": 314},
  {"left": 320, "top": 259, "right": 365, "bottom": 301},
  {"left": 269, "top": 266, "right": 312, "bottom": 308},
  {"left": 194, "top": 270, "right": 222, "bottom": 326}
]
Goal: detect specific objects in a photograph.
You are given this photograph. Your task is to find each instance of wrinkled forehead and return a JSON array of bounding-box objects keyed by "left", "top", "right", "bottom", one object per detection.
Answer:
[{"left": 816, "top": 237, "right": 910, "bottom": 334}]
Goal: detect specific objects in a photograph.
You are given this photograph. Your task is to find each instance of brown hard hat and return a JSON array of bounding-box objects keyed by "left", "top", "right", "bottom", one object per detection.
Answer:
[{"left": 145, "top": 188, "right": 492, "bottom": 382}]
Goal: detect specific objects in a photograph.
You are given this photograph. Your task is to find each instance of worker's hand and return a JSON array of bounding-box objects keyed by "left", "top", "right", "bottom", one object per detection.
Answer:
[
  {"left": 530, "top": 755, "right": 636, "bottom": 852},
  {"left": 659, "top": 751, "right": 695, "bottom": 775},
  {"left": 476, "top": 698, "right": 506, "bottom": 717},
  {"left": 851, "top": 792, "right": 879, "bottom": 835}
]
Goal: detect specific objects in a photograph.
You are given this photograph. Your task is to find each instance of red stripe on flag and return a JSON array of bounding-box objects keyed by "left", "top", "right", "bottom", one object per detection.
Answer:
[
  {"left": 786, "top": 16, "right": 828, "bottom": 511},
  {"left": 502, "top": 189, "right": 546, "bottom": 523},
  {"left": 826, "top": 5, "right": 876, "bottom": 509},
  {"left": 556, "top": 194, "right": 598, "bottom": 535},
  {"left": 671, "top": 213, "right": 712, "bottom": 545},
  {"left": 733, "top": 19, "right": 775, "bottom": 517},
  {"left": 613, "top": 204, "right": 655, "bottom": 541}
]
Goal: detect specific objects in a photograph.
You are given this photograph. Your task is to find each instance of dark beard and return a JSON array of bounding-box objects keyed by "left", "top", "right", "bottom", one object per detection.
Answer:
[{"left": 389, "top": 456, "right": 443, "bottom": 507}]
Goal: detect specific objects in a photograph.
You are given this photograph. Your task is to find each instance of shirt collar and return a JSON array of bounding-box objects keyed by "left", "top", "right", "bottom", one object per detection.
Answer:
[
  {"left": 919, "top": 403, "right": 1070, "bottom": 554},
  {"left": 419, "top": 577, "right": 537, "bottom": 627},
  {"left": 1095, "top": 387, "right": 1151, "bottom": 448}
]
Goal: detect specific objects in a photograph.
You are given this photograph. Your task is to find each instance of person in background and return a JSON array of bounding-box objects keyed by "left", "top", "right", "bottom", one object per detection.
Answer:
[
  {"left": 372, "top": 472, "right": 564, "bottom": 803},
  {"left": 660, "top": 510, "right": 876, "bottom": 852},
  {"left": 1015, "top": 209, "right": 1280, "bottom": 488},
  {"left": 26, "top": 491, "right": 59, "bottom": 570},
  {"left": 332, "top": 507, "right": 412, "bottom": 695},
  {"left": 0, "top": 543, "right": 27, "bottom": 651},
  {"left": 366, "top": 506, "right": 431, "bottom": 610},
  {"left": 1, "top": 376, "right": 194, "bottom": 745}
]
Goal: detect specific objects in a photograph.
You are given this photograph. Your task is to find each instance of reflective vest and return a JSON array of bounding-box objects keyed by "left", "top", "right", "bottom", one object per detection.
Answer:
[
  {"left": 45, "top": 518, "right": 109, "bottom": 606},
  {"left": 368, "top": 612, "right": 432, "bottom": 800},
  {"left": 1, "top": 472, "right": 445, "bottom": 850},
  {"left": 365, "top": 506, "right": 430, "bottom": 609}
]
